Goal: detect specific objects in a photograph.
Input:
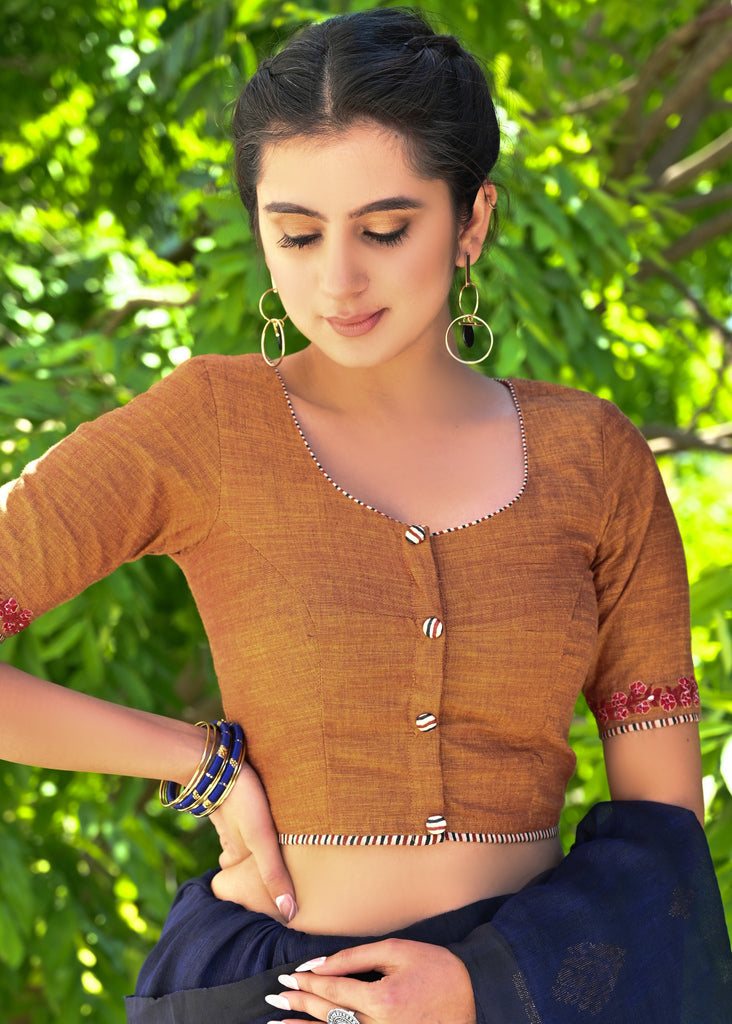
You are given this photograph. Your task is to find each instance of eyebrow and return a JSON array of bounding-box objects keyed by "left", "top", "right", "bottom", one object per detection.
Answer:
[{"left": 262, "top": 197, "right": 425, "bottom": 220}]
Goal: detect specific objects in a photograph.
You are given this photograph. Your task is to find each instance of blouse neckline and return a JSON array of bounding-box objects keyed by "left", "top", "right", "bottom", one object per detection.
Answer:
[{"left": 272, "top": 366, "right": 528, "bottom": 536}]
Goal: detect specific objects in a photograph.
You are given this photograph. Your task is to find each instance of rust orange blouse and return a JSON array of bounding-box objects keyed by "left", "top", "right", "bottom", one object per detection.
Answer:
[{"left": 0, "top": 354, "right": 699, "bottom": 846}]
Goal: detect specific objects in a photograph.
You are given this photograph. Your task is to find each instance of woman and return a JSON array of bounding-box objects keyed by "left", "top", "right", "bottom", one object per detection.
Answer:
[{"left": 0, "top": 8, "right": 729, "bottom": 1024}]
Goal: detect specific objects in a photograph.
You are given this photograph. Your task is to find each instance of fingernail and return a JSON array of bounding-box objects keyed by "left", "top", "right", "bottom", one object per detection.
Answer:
[
  {"left": 276, "top": 894, "right": 298, "bottom": 922},
  {"left": 278, "top": 973, "right": 299, "bottom": 990},
  {"left": 264, "top": 994, "right": 291, "bottom": 1010},
  {"left": 295, "top": 955, "right": 327, "bottom": 972}
]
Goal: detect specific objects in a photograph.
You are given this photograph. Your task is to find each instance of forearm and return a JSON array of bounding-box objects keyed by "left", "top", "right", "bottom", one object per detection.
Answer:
[{"left": 0, "top": 661, "right": 205, "bottom": 785}]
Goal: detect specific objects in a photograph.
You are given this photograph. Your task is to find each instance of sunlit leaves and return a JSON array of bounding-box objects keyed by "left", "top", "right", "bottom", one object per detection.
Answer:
[{"left": 0, "top": 0, "right": 730, "bottom": 1019}]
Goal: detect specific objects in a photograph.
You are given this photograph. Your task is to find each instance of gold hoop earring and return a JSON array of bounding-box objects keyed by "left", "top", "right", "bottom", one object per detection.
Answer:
[
  {"left": 445, "top": 255, "right": 494, "bottom": 365},
  {"left": 259, "top": 285, "right": 288, "bottom": 367}
]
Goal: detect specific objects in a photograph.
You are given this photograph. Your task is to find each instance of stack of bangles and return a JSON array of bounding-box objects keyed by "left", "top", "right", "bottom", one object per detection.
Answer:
[{"left": 159, "top": 719, "right": 245, "bottom": 817}]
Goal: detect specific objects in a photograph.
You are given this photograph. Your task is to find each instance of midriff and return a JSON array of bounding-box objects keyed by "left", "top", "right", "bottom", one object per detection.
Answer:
[{"left": 281, "top": 837, "right": 564, "bottom": 934}]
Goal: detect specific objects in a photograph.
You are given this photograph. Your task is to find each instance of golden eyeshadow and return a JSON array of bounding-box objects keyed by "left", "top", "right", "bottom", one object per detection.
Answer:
[
  {"left": 273, "top": 215, "right": 321, "bottom": 234},
  {"left": 360, "top": 215, "right": 408, "bottom": 233}
]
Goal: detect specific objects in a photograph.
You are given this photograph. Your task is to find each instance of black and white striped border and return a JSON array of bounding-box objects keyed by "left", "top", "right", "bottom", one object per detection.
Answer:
[
  {"left": 279, "top": 825, "right": 559, "bottom": 846},
  {"left": 600, "top": 711, "right": 700, "bottom": 740},
  {"left": 275, "top": 372, "right": 528, "bottom": 535}
]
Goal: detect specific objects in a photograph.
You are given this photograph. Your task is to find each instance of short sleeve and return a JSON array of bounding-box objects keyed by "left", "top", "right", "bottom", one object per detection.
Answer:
[
  {"left": 0, "top": 356, "right": 220, "bottom": 641},
  {"left": 582, "top": 400, "right": 699, "bottom": 738}
]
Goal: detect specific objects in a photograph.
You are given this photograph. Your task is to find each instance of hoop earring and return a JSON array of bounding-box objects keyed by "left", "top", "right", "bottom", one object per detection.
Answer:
[
  {"left": 445, "top": 255, "right": 494, "bottom": 365},
  {"left": 259, "top": 285, "right": 288, "bottom": 367}
]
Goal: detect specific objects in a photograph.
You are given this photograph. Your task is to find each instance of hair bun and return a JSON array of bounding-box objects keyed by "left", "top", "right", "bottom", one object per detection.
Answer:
[{"left": 404, "top": 34, "right": 464, "bottom": 59}]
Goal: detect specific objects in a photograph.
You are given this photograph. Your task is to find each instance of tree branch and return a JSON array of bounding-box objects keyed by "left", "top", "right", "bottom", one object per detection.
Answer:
[
  {"left": 673, "top": 183, "right": 732, "bottom": 212},
  {"left": 646, "top": 92, "right": 711, "bottom": 183},
  {"left": 634, "top": 263, "right": 732, "bottom": 341},
  {"left": 88, "top": 295, "right": 199, "bottom": 337},
  {"left": 663, "top": 206, "right": 732, "bottom": 262},
  {"left": 611, "top": 6, "right": 732, "bottom": 178},
  {"left": 658, "top": 126, "right": 732, "bottom": 192},
  {"left": 563, "top": 77, "right": 636, "bottom": 116},
  {"left": 636, "top": 30, "right": 732, "bottom": 167},
  {"left": 645, "top": 422, "right": 732, "bottom": 455}
]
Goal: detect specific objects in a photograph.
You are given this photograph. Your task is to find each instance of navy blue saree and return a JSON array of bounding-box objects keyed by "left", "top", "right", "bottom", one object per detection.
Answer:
[{"left": 126, "top": 802, "right": 732, "bottom": 1023}]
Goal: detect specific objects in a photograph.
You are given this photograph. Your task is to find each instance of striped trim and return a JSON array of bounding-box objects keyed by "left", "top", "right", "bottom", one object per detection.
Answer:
[
  {"left": 600, "top": 712, "right": 700, "bottom": 740},
  {"left": 279, "top": 825, "right": 560, "bottom": 846},
  {"left": 275, "top": 372, "right": 528, "bottom": 535},
  {"left": 434, "top": 380, "right": 528, "bottom": 536}
]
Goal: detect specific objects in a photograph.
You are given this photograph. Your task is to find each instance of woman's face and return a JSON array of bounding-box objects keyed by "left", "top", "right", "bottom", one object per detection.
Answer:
[{"left": 256, "top": 122, "right": 462, "bottom": 371}]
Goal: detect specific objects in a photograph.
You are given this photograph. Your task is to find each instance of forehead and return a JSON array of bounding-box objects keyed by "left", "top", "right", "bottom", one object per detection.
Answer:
[{"left": 257, "top": 122, "right": 450, "bottom": 215}]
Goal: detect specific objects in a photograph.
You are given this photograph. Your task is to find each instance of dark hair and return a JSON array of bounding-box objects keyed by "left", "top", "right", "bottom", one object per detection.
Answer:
[{"left": 232, "top": 7, "right": 500, "bottom": 243}]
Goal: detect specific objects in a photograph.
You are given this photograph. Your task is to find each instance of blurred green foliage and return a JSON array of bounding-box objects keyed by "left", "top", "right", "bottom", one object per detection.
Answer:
[{"left": 1, "top": 0, "right": 730, "bottom": 1019}]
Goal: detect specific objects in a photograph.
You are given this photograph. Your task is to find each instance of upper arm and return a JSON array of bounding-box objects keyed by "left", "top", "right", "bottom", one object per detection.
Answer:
[
  {"left": 0, "top": 357, "right": 219, "bottom": 635},
  {"left": 582, "top": 402, "right": 700, "bottom": 740},
  {"left": 603, "top": 720, "right": 705, "bottom": 825}
]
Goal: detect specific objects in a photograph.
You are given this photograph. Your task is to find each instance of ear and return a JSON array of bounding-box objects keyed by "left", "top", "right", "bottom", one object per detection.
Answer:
[{"left": 456, "top": 181, "right": 497, "bottom": 268}]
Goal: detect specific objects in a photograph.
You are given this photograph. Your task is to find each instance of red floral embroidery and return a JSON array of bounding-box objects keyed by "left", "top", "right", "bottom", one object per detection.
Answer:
[
  {"left": 589, "top": 675, "right": 700, "bottom": 726},
  {"left": 0, "top": 597, "right": 33, "bottom": 642}
]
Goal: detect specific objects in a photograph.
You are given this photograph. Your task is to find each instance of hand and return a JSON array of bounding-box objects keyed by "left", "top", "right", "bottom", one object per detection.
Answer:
[
  {"left": 264, "top": 938, "right": 476, "bottom": 1023},
  {"left": 208, "top": 761, "right": 298, "bottom": 924}
]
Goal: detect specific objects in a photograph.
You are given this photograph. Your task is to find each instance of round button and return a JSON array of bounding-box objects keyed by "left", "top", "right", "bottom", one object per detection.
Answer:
[
  {"left": 422, "top": 617, "right": 444, "bottom": 639},
  {"left": 416, "top": 713, "right": 438, "bottom": 732},
  {"left": 426, "top": 815, "right": 447, "bottom": 835},
  {"left": 405, "top": 525, "right": 427, "bottom": 545}
]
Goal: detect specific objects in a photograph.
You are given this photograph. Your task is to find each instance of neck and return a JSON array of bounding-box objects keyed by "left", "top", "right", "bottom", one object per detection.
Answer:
[{"left": 284, "top": 338, "right": 488, "bottom": 423}]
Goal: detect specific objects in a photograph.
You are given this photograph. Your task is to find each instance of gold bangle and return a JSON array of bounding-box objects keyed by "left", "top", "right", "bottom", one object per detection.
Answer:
[
  {"left": 159, "top": 721, "right": 218, "bottom": 808},
  {"left": 181, "top": 733, "right": 232, "bottom": 812},
  {"left": 197, "top": 753, "right": 245, "bottom": 817}
]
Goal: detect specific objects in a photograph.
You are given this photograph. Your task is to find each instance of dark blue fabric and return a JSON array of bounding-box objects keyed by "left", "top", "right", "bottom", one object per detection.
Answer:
[
  {"left": 451, "top": 801, "right": 732, "bottom": 1023},
  {"left": 126, "top": 802, "right": 732, "bottom": 1023}
]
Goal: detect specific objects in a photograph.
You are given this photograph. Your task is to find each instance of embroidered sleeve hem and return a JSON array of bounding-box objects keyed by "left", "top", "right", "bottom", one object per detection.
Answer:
[
  {"left": 588, "top": 674, "right": 701, "bottom": 738},
  {"left": 0, "top": 596, "right": 33, "bottom": 642}
]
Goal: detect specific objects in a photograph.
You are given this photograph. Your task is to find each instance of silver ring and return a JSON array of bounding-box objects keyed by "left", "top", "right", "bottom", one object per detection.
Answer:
[{"left": 327, "top": 1011, "right": 358, "bottom": 1024}]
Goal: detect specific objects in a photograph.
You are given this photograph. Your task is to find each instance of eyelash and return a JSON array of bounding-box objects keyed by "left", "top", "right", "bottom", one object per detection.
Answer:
[{"left": 277, "top": 226, "right": 409, "bottom": 250}]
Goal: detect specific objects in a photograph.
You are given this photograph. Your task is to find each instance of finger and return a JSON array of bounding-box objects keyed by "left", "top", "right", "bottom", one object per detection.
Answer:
[
  {"left": 304, "top": 939, "right": 406, "bottom": 976},
  {"left": 248, "top": 820, "right": 298, "bottom": 921},
  {"left": 269, "top": 1019, "right": 373, "bottom": 1024},
  {"left": 265, "top": 984, "right": 374, "bottom": 1024}
]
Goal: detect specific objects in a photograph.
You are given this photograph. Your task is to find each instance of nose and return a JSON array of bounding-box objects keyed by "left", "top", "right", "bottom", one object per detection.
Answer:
[{"left": 319, "top": 234, "right": 368, "bottom": 301}]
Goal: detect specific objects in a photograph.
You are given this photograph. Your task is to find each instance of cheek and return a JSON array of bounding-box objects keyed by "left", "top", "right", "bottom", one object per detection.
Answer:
[
  {"left": 262, "top": 249, "right": 305, "bottom": 302},
  {"left": 397, "top": 236, "right": 457, "bottom": 299}
]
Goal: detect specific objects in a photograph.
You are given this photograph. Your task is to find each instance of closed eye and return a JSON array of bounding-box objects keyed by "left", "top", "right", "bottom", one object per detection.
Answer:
[
  {"left": 364, "top": 225, "right": 409, "bottom": 247},
  {"left": 278, "top": 232, "right": 320, "bottom": 249},
  {"left": 277, "top": 225, "right": 409, "bottom": 250}
]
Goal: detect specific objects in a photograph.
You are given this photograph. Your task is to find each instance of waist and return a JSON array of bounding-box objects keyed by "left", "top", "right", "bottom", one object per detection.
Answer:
[{"left": 282, "top": 835, "right": 564, "bottom": 934}]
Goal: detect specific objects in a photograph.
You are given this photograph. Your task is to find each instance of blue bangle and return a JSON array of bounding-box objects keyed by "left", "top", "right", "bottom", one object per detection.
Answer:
[
  {"left": 159, "top": 720, "right": 246, "bottom": 816},
  {"left": 176, "top": 719, "right": 232, "bottom": 812},
  {"left": 190, "top": 722, "right": 246, "bottom": 817}
]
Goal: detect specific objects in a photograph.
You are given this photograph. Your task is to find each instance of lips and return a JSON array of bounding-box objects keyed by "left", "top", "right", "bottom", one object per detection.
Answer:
[{"left": 325, "top": 309, "right": 385, "bottom": 337}]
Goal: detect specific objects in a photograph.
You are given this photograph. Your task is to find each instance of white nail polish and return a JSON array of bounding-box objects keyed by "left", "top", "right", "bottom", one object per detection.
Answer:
[
  {"left": 295, "top": 955, "right": 327, "bottom": 972},
  {"left": 264, "top": 993, "right": 291, "bottom": 1010},
  {"left": 276, "top": 894, "right": 298, "bottom": 922},
  {"left": 278, "top": 973, "right": 299, "bottom": 990}
]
